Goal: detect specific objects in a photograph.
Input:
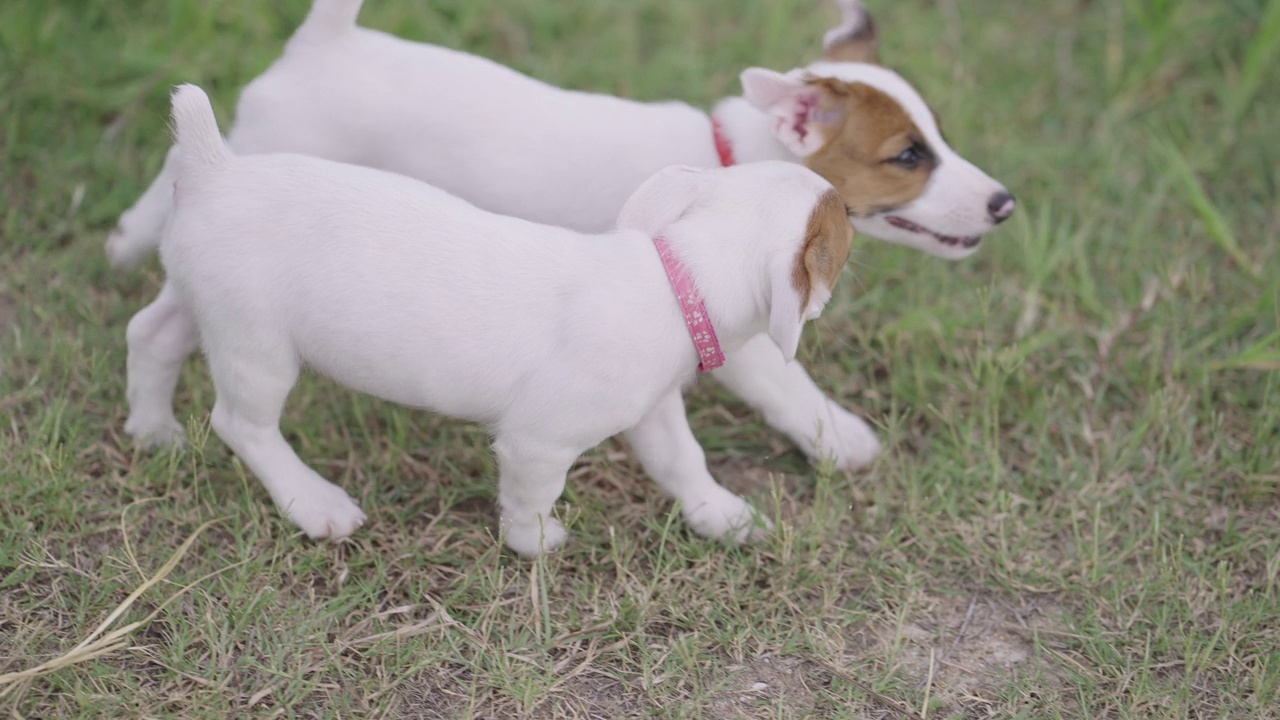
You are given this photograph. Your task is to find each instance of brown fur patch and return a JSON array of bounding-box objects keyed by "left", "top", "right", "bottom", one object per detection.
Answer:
[
  {"left": 792, "top": 190, "right": 855, "bottom": 314},
  {"left": 801, "top": 78, "right": 934, "bottom": 217}
]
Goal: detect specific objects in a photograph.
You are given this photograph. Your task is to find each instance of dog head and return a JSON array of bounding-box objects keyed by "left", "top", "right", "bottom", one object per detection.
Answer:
[
  {"left": 740, "top": 0, "right": 1014, "bottom": 260},
  {"left": 618, "top": 163, "right": 853, "bottom": 360}
]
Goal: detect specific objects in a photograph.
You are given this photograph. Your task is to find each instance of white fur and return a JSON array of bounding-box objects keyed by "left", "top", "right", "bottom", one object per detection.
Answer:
[
  {"left": 111, "top": 0, "right": 1011, "bottom": 474},
  {"left": 160, "top": 85, "right": 839, "bottom": 555}
]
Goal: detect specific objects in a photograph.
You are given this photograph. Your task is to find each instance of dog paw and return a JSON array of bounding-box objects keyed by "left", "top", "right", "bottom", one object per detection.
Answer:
[
  {"left": 105, "top": 225, "right": 150, "bottom": 270},
  {"left": 502, "top": 515, "right": 568, "bottom": 557},
  {"left": 683, "top": 489, "right": 772, "bottom": 544},
  {"left": 282, "top": 484, "right": 367, "bottom": 540},
  {"left": 803, "top": 400, "right": 881, "bottom": 471},
  {"left": 124, "top": 413, "right": 186, "bottom": 450}
]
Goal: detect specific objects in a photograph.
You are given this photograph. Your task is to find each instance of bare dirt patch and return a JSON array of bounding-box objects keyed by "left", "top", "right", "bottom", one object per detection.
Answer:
[
  {"left": 857, "top": 591, "right": 1070, "bottom": 713},
  {"left": 392, "top": 669, "right": 471, "bottom": 719},
  {"left": 703, "top": 654, "right": 826, "bottom": 719}
]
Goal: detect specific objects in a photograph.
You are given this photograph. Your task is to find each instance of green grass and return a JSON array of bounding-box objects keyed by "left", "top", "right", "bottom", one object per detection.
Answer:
[{"left": 2, "top": 0, "right": 1278, "bottom": 717}]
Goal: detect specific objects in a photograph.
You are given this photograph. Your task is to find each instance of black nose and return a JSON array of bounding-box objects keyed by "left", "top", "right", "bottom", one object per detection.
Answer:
[{"left": 988, "top": 191, "right": 1015, "bottom": 224}]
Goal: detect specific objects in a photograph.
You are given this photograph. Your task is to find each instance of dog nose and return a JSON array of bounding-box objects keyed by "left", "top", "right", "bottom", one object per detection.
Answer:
[{"left": 987, "top": 191, "right": 1015, "bottom": 224}]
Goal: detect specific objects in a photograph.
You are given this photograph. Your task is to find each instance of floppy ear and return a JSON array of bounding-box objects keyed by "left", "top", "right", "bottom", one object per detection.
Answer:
[
  {"left": 767, "top": 254, "right": 807, "bottom": 362},
  {"left": 740, "top": 69, "right": 850, "bottom": 158},
  {"left": 823, "top": 0, "right": 880, "bottom": 64},
  {"left": 617, "top": 165, "right": 707, "bottom": 236},
  {"left": 768, "top": 191, "right": 856, "bottom": 361}
]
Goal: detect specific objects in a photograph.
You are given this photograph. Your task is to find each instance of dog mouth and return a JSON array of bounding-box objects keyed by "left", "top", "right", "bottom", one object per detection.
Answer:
[{"left": 885, "top": 216, "right": 981, "bottom": 249}]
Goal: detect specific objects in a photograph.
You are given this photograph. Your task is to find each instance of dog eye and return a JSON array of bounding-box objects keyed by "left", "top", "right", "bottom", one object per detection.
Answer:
[{"left": 891, "top": 147, "right": 922, "bottom": 169}]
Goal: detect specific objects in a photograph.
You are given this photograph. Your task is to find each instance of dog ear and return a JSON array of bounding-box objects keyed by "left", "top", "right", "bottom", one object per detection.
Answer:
[
  {"left": 740, "top": 69, "right": 850, "bottom": 158},
  {"left": 617, "top": 165, "right": 708, "bottom": 236},
  {"left": 822, "top": 0, "right": 879, "bottom": 64},
  {"left": 768, "top": 191, "right": 855, "bottom": 361},
  {"left": 767, "top": 254, "right": 808, "bottom": 362}
]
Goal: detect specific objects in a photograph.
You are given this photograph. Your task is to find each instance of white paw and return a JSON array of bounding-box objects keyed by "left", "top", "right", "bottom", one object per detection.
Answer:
[
  {"left": 124, "top": 413, "right": 186, "bottom": 450},
  {"left": 105, "top": 225, "right": 150, "bottom": 270},
  {"left": 683, "top": 489, "right": 772, "bottom": 544},
  {"left": 502, "top": 515, "right": 568, "bottom": 557},
  {"left": 804, "top": 400, "right": 881, "bottom": 471},
  {"left": 280, "top": 483, "right": 367, "bottom": 540}
]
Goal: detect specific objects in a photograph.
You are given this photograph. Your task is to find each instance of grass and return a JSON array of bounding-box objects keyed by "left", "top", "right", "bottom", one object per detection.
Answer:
[{"left": 1, "top": 0, "right": 1277, "bottom": 716}]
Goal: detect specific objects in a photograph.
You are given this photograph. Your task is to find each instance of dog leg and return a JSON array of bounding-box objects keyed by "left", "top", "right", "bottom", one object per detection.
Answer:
[
  {"left": 625, "top": 390, "right": 771, "bottom": 542},
  {"left": 107, "top": 146, "right": 177, "bottom": 269},
  {"left": 123, "top": 282, "right": 198, "bottom": 448},
  {"left": 712, "top": 333, "right": 881, "bottom": 471},
  {"left": 493, "top": 434, "right": 578, "bottom": 557},
  {"left": 207, "top": 347, "right": 366, "bottom": 540}
]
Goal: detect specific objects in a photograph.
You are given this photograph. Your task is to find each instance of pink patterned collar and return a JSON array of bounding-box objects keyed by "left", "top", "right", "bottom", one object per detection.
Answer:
[{"left": 652, "top": 236, "right": 725, "bottom": 372}]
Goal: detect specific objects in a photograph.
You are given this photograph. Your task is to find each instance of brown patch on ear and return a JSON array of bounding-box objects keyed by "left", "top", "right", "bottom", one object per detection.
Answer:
[
  {"left": 823, "top": 6, "right": 879, "bottom": 64},
  {"left": 791, "top": 190, "right": 856, "bottom": 314},
  {"left": 801, "top": 81, "right": 934, "bottom": 218}
]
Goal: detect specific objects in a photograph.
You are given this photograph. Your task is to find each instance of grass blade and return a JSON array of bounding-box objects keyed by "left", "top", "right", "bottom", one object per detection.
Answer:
[
  {"left": 0, "top": 518, "right": 224, "bottom": 696},
  {"left": 1224, "top": 0, "right": 1280, "bottom": 130},
  {"left": 1207, "top": 330, "right": 1280, "bottom": 371},
  {"left": 1157, "top": 140, "right": 1259, "bottom": 278}
]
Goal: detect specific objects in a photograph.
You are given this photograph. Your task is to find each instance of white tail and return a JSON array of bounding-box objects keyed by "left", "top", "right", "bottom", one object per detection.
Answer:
[
  {"left": 169, "top": 84, "right": 231, "bottom": 174},
  {"left": 295, "top": 0, "right": 364, "bottom": 41}
]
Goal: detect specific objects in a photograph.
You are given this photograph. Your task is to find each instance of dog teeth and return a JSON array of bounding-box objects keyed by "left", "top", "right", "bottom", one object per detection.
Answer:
[
  {"left": 887, "top": 216, "right": 981, "bottom": 249},
  {"left": 938, "top": 234, "right": 980, "bottom": 248}
]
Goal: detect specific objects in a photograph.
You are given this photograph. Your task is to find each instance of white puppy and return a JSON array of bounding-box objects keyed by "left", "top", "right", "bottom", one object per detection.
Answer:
[
  {"left": 161, "top": 85, "right": 853, "bottom": 555},
  {"left": 115, "top": 1, "right": 1013, "bottom": 475}
]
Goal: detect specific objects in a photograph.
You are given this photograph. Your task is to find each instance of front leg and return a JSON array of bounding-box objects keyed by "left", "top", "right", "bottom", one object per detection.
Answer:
[
  {"left": 625, "top": 390, "right": 771, "bottom": 543},
  {"left": 107, "top": 145, "right": 178, "bottom": 270},
  {"left": 493, "top": 434, "right": 582, "bottom": 557},
  {"left": 711, "top": 333, "right": 880, "bottom": 471}
]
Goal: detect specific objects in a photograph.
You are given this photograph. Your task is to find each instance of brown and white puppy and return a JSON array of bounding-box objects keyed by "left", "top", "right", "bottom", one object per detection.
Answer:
[{"left": 723, "top": 0, "right": 1014, "bottom": 260}]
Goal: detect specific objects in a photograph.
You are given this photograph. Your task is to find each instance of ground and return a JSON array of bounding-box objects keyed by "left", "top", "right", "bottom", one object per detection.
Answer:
[{"left": 1, "top": 0, "right": 1278, "bottom": 717}]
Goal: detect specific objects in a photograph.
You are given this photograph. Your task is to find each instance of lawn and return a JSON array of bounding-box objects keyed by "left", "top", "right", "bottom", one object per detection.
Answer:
[{"left": 1, "top": 0, "right": 1278, "bottom": 717}]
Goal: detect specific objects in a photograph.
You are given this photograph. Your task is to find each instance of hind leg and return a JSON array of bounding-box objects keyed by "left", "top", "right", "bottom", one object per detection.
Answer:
[
  {"left": 124, "top": 282, "right": 199, "bottom": 448},
  {"left": 107, "top": 146, "right": 178, "bottom": 269},
  {"left": 206, "top": 341, "right": 366, "bottom": 540}
]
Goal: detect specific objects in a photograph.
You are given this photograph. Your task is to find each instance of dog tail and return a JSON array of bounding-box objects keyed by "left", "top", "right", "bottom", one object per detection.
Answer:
[
  {"left": 823, "top": 0, "right": 878, "bottom": 64},
  {"left": 170, "top": 84, "right": 232, "bottom": 175},
  {"left": 296, "top": 0, "right": 363, "bottom": 41}
]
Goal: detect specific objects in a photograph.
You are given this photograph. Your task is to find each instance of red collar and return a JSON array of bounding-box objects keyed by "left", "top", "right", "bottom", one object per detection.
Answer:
[
  {"left": 652, "top": 236, "right": 725, "bottom": 372},
  {"left": 710, "top": 117, "right": 736, "bottom": 167}
]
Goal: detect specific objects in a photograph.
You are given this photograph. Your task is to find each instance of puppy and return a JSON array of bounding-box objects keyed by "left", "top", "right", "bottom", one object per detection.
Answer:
[
  {"left": 114, "top": 1, "right": 1013, "bottom": 476},
  {"left": 160, "top": 85, "right": 853, "bottom": 555}
]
